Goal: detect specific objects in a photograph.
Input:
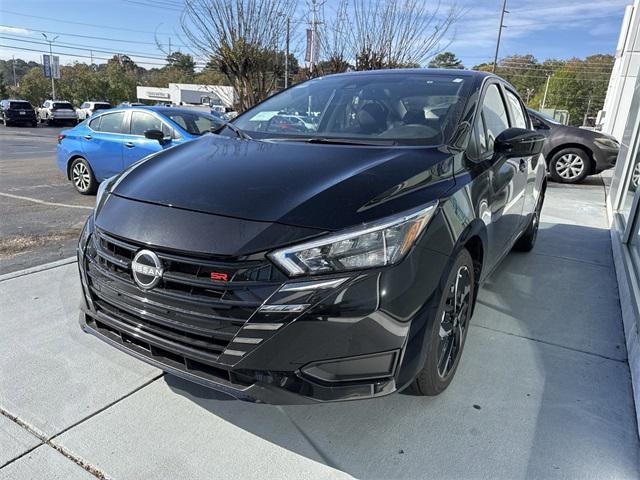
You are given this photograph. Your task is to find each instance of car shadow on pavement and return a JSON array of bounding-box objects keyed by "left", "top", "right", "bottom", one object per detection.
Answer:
[{"left": 165, "top": 222, "right": 639, "bottom": 479}]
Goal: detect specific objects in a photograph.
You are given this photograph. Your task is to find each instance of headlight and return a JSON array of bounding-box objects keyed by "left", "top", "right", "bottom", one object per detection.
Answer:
[
  {"left": 269, "top": 202, "right": 438, "bottom": 276},
  {"left": 594, "top": 137, "right": 619, "bottom": 149}
]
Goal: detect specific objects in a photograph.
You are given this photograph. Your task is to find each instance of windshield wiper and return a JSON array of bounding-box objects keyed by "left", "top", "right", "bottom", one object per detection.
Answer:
[
  {"left": 210, "top": 122, "right": 252, "bottom": 140},
  {"left": 266, "top": 137, "right": 396, "bottom": 146}
]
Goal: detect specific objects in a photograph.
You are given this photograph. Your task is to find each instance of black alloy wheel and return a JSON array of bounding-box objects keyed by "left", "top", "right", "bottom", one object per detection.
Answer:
[
  {"left": 412, "top": 248, "right": 475, "bottom": 395},
  {"left": 514, "top": 189, "right": 545, "bottom": 252}
]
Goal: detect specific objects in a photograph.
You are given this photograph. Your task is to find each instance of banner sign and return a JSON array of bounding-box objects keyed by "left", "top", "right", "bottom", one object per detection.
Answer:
[
  {"left": 51, "top": 55, "right": 60, "bottom": 79},
  {"left": 43, "top": 54, "right": 51, "bottom": 78},
  {"left": 305, "top": 29, "right": 312, "bottom": 62}
]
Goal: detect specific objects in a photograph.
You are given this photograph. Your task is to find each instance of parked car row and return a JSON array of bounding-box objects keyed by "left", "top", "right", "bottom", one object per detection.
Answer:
[{"left": 56, "top": 106, "right": 224, "bottom": 193}]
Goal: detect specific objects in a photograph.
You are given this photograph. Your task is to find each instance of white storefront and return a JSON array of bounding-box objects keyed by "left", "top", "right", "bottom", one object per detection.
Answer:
[
  {"left": 602, "top": 0, "right": 640, "bottom": 436},
  {"left": 136, "top": 83, "right": 236, "bottom": 108}
]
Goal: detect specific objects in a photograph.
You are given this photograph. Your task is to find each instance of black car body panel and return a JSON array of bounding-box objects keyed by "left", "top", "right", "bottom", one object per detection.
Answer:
[
  {"left": 528, "top": 109, "right": 619, "bottom": 173},
  {"left": 78, "top": 69, "right": 546, "bottom": 403},
  {"left": 111, "top": 134, "right": 457, "bottom": 230}
]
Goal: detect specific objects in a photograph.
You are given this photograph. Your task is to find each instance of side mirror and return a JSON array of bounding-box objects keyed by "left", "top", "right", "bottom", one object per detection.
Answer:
[
  {"left": 144, "top": 129, "right": 167, "bottom": 144},
  {"left": 495, "top": 128, "right": 545, "bottom": 158}
]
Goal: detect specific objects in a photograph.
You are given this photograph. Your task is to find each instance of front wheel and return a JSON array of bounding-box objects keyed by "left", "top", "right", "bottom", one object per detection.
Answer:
[
  {"left": 70, "top": 157, "right": 98, "bottom": 195},
  {"left": 412, "top": 248, "right": 475, "bottom": 396},
  {"left": 549, "top": 148, "right": 590, "bottom": 184}
]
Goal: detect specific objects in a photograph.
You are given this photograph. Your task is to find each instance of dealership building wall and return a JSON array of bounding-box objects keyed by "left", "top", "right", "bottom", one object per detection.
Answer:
[
  {"left": 136, "top": 83, "right": 236, "bottom": 108},
  {"left": 603, "top": 0, "right": 640, "bottom": 435}
]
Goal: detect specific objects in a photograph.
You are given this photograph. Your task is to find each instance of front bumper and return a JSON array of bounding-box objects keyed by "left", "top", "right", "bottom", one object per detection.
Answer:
[
  {"left": 592, "top": 144, "right": 619, "bottom": 172},
  {"left": 76, "top": 213, "right": 450, "bottom": 404}
]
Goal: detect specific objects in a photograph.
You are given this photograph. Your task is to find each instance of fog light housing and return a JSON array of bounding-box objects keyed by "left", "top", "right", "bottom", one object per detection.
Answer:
[{"left": 301, "top": 350, "right": 399, "bottom": 383}]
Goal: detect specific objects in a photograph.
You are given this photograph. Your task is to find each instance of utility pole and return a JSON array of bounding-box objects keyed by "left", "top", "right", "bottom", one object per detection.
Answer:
[
  {"left": 541, "top": 74, "right": 551, "bottom": 109},
  {"left": 168, "top": 38, "right": 172, "bottom": 56},
  {"left": 492, "top": 0, "right": 508, "bottom": 73},
  {"left": 42, "top": 33, "right": 58, "bottom": 100},
  {"left": 90, "top": 50, "right": 94, "bottom": 66},
  {"left": 583, "top": 95, "right": 592, "bottom": 126},
  {"left": 12, "top": 55, "right": 17, "bottom": 86},
  {"left": 284, "top": 17, "right": 290, "bottom": 88},
  {"left": 525, "top": 87, "right": 534, "bottom": 103},
  {"left": 308, "top": 0, "right": 324, "bottom": 75}
]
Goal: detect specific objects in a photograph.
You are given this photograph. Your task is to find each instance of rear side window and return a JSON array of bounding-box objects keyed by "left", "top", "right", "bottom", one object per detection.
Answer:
[
  {"left": 95, "top": 112, "right": 126, "bottom": 133},
  {"left": 130, "top": 111, "right": 167, "bottom": 136},
  {"left": 482, "top": 84, "right": 509, "bottom": 150},
  {"left": 505, "top": 90, "right": 527, "bottom": 129},
  {"left": 88, "top": 116, "right": 101, "bottom": 130}
]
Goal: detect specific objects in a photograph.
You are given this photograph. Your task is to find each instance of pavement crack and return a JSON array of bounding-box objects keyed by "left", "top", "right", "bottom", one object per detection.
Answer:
[
  {"left": 0, "top": 373, "right": 163, "bottom": 478},
  {"left": 471, "top": 323, "right": 627, "bottom": 363}
]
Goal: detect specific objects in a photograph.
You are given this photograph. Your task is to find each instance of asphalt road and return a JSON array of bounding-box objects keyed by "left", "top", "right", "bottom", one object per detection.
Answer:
[{"left": 0, "top": 125, "right": 94, "bottom": 274}]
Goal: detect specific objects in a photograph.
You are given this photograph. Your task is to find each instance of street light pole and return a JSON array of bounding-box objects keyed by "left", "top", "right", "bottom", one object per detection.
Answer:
[
  {"left": 541, "top": 75, "right": 551, "bottom": 109},
  {"left": 492, "top": 0, "right": 508, "bottom": 73},
  {"left": 42, "top": 33, "right": 59, "bottom": 100}
]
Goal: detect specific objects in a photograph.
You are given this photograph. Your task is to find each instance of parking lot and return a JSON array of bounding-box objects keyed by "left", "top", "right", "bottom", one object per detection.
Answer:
[
  {"left": 1, "top": 152, "right": 638, "bottom": 478},
  {"left": 0, "top": 125, "right": 93, "bottom": 274}
]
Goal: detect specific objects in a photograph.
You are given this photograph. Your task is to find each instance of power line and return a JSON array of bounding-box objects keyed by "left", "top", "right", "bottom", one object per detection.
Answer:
[
  {"left": 0, "top": 24, "right": 189, "bottom": 48},
  {"left": 1, "top": 10, "right": 179, "bottom": 36}
]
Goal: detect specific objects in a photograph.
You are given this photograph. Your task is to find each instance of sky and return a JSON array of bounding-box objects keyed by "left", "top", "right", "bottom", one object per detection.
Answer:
[{"left": 0, "top": 0, "right": 632, "bottom": 70}]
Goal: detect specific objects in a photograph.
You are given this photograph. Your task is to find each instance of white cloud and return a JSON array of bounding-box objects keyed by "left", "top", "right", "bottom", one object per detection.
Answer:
[{"left": 0, "top": 26, "right": 30, "bottom": 35}]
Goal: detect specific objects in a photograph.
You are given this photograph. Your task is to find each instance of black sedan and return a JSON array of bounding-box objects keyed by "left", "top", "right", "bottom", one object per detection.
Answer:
[
  {"left": 528, "top": 108, "right": 619, "bottom": 184},
  {"left": 77, "top": 69, "right": 546, "bottom": 403}
]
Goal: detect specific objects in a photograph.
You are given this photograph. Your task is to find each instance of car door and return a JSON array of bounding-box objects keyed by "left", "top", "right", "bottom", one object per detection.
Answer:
[
  {"left": 122, "top": 110, "right": 175, "bottom": 168},
  {"left": 80, "top": 111, "right": 128, "bottom": 180},
  {"left": 477, "top": 82, "right": 528, "bottom": 262},
  {"left": 504, "top": 88, "right": 540, "bottom": 225}
]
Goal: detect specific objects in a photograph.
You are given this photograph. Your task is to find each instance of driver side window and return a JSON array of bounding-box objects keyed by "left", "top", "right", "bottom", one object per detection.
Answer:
[{"left": 481, "top": 84, "right": 510, "bottom": 154}]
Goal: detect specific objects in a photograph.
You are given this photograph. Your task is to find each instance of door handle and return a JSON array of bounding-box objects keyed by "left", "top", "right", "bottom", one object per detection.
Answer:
[
  {"left": 519, "top": 159, "right": 527, "bottom": 172},
  {"left": 83, "top": 135, "right": 92, "bottom": 140},
  {"left": 124, "top": 142, "right": 135, "bottom": 148}
]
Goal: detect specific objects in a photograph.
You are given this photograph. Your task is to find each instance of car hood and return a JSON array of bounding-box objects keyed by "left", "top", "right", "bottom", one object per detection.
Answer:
[{"left": 110, "top": 134, "right": 455, "bottom": 231}]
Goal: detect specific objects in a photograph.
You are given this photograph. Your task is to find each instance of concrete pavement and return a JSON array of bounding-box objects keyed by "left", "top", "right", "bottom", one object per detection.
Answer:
[{"left": 0, "top": 175, "right": 638, "bottom": 479}]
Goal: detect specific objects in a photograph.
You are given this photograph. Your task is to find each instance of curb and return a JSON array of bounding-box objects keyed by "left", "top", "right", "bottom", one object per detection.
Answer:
[{"left": 0, "top": 257, "right": 77, "bottom": 283}]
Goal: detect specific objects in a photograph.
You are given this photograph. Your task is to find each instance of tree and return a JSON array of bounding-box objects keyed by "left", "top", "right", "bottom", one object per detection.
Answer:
[
  {"left": 180, "top": 0, "right": 296, "bottom": 111},
  {"left": 530, "top": 55, "right": 614, "bottom": 126},
  {"left": 166, "top": 52, "right": 196, "bottom": 76},
  {"left": 57, "top": 63, "right": 108, "bottom": 105},
  {"left": 0, "top": 71, "right": 7, "bottom": 99},
  {"left": 15, "top": 67, "right": 50, "bottom": 105},
  {"left": 348, "top": 0, "right": 462, "bottom": 70},
  {"left": 428, "top": 52, "right": 463, "bottom": 69},
  {"left": 104, "top": 55, "right": 139, "bottom": 103}
]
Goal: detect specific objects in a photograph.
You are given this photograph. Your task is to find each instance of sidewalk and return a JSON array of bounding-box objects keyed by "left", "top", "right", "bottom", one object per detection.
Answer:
[{"left": 0, "top": 176, "right": 638, "bottom": 479}]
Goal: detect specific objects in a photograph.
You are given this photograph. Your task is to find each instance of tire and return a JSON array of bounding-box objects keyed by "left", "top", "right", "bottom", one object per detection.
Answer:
[
  {"left": 412, "top": 248, "right": 475, "bottom": 396},
  {"left": 514, "top": 189, "right": 545, "bottom": 252},
  {"left": 31, "top": 121, "right": 38, "bottom": 128},
  {"left": 70, "top": 157, "right": 98, "bottom": 195},
  {"left": 549, "top": 148, "right": 590, "bottom": 184}
]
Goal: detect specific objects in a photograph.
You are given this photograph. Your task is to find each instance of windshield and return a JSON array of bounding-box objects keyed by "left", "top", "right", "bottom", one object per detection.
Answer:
[
  {"left": 529, "top": 108, "right": 560, "bottom": 125},
  {"left": 165, "top": 111, "right": 223, "bottom": 136},
  {"left": 233, "top": 73, "right": 471, "bottom": 145},
  {"left": 53, "top": 102, "right": 74, "bottom": 110},
  {"left": 9, "top": 101, "right": 32, "bottom": 110}
]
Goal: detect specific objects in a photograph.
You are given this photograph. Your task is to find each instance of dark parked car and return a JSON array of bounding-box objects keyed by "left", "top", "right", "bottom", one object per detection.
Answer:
[
  {"left": 528, "top": 109, "right": 619, "bottom": 184},
  {"left": 77, "top": 69, "right": 545, "bottom": 403},
  {"left": 0, "top": 99, "right": 37, "bottom": 127}
]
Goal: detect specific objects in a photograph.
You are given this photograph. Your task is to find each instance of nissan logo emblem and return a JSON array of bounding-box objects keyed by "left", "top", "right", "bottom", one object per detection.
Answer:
[{"left": 131, "top": 249, "right": 164, "bottom": 290}]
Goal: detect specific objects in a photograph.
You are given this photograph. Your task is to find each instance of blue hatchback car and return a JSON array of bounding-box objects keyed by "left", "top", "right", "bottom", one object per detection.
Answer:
[{"left": 56, "top": 106, "right": 223, "bottom": 194}]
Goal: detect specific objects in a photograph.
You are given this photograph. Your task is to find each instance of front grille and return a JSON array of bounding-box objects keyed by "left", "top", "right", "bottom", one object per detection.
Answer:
[{"left": 84, "top": 228, "right": 286, "bottom": 376}]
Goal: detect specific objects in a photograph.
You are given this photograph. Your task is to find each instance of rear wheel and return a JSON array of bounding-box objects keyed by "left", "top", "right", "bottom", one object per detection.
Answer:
[
  {"left": 412, "top": 248, "right": 475, "bottom": 396},
  {"left": 70, "top": 157, "right": 97, "bottom": 195},
  {"left": 549, "top": 148, "right": 590, "bottom": 184},
  {"left": 514, "top": 189, "right": 545, "bottom": 252}
]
